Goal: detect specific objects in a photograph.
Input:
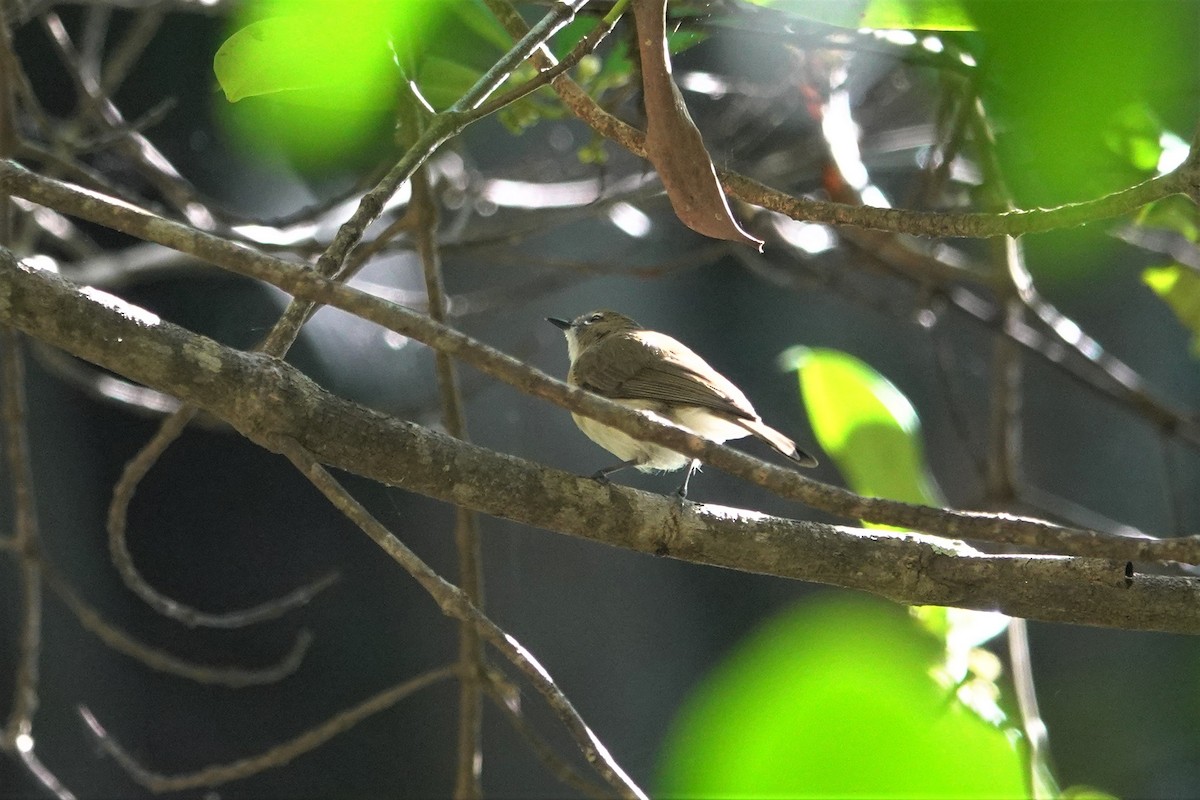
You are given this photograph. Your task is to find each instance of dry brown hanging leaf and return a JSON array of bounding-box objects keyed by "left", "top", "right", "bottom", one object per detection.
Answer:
[{"left": 632, "top": 0, "right": 764, "bottom": 250}]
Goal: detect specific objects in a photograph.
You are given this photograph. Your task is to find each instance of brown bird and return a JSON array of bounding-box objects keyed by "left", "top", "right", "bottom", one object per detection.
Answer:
[{"left": 548, "top": 310, "right": 817, "bottom": 498}]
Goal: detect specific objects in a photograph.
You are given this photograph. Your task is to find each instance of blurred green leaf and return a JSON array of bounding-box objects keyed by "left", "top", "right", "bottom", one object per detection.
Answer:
[
  {"left": 784, "top": 346, "right": 941, "bottom": 505},
  {"left": 1061, "top": 787, "right": 1121, "bottom": 800},
  {"left": 214, "top": 4, "right": 413, "bottom": 104},
  {"left": 967, "top": 1, "right": 1193, "bottom": 208},
  {"left": 213, "top": 0, "right": 452, "bottom": 167},
  {"left": 1103, "top": 105, "right": 1165, "bottom": 174},
  {"left": 787, "top": 346, "right": 1011, "bottom": 725},
  {"left": 1134, "top": 196, "right": 1199, "bottom": 243},
  {"left": 445, "top": 0, "right": 513, "bottom": 53},
  {"left": 746, "top": 0, "right": 975, "bottom": 31},
  {"left": 656, "top": 595, "right": 1026, "bottom": 798},
  {"left": 551, "top": 14, "right": 601, "bottom": 60},
  {"left": 415, "top": 55, "right": 486, "bottom": 110},
  {"left": 1143, "top": 265, "right": 1200, "bottom": 357},
  {"left": 666, "top": 28, "right": 708, "bottom": 53}
]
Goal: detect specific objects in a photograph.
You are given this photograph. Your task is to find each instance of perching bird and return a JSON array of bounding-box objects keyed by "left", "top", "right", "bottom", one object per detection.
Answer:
[{"left": 548, "top": 310, "right": 817, "bottom": 498}]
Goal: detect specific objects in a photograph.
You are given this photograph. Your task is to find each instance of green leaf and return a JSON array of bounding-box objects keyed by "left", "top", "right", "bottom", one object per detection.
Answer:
[
  {"left": 788, "top": 347, "right": 1012, "bottom": 726},
  {"left": 1143, "top": 265, "right": 1200, "bottom": 357},
  {"left": 415, "top": 56, "right": 485, "bottom": 110},
  {"left": 1103, "top": 104, "right": 1166, "bottom": 174},
  {"left": 967, "top": 1, "right": 1192, "bottom": 214},
  {"left": 213, "top": 0, "right": 451, "bottom": 167},
  {"left": 1134, "top": 196, "right": 1199, "bottom": 243},
  {"left": 783, "top": 347, "right": 940, "bottom": 506},
  {"left": 656, "top": 595, "right": 1026, "bottom": 798},
  {"left": 215, "top": 7, "right": 403, "bottom": 105},
  {"left": 746, "top": 0, "right": 975, "bottom": 31},
  {"left": 445, "top": 0, "right": 513, "bottom": 53}
]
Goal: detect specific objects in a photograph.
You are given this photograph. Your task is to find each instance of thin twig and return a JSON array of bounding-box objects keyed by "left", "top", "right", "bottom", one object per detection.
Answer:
[
  {"left": 98, "top": 6, "right": 165, "bottom": 98},
  {"left": 78, "top": 665, "right": 457, "bottom": 792},
  {"left": 39, "top": 12, "right": 213, "bottom": 227},
  {"left": 471, "top": 0, "right": 628, "bottom": 119},
  {"left": 482, "top": 672, "right": 612, "bottom": 800},
  {"left": 278, "top": 438, "right": 647, "bottom": 800},
  {"left": 39, "top": 553, "right": 314, "bottom": 688},
  {"left": 260, "top": 0, "right": 593, "bottom": 359},
  {"left": 1, "top": 203, "right": 1197, "bottom": 565},
  {"left": 1008, "top": 619, "right": 1056, "bottom": 799},
  {"left": 0, "top": 330, "right": 43, "bottom": 749},
  {"left": 0, "top": 13, "right": 47, "bottom": 777},
  {"left": 411, "top": 155, "right": 485, "bottom": 797},
  {"left": 106, "top": 404, "right": 341, "bottom": 628},
  {"left": 974, "top": 94, "right": 1055, "bottom": 799}
]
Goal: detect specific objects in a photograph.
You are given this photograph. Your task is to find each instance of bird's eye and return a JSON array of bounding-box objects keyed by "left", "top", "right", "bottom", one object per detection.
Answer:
[{"left": 587, "top": 313, "right": 603, "bottom": 324}]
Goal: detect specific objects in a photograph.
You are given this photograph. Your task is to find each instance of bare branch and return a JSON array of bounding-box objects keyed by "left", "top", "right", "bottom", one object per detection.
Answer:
[
  {"left": 38, "top": 552, "right": 313, "bottom": 688},
  {"left": 106, "top": 403, "right": 341, "bottom": 628},
  {"left": 278, "top": 440, "right": 647, "bottom": 799},
  {"left": 486, "top": 0, "right": 1197, "bottom": 240},
  {"left": 78, "top": 666, "right": 456, "bottom": 792},
  {"left": 410, "top": 160, "right": 484, "bottom": 798},
  {"left": 0, "top": 330, "right": 43, "bottom": 749},
  {"left": 483, "top": 672, "right": 612, "bottom": 800},
  {"left": 0, "top": 251, "right": 1197, "bottom": 633},
  {"left": 2, "top": 172, "right": 1195, "bottom": 564}
]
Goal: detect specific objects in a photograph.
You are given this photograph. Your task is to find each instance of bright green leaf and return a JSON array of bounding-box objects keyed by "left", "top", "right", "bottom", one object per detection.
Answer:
[
  {"left": 214, "top": 6, "right": 405, "bottom": 105},
  {"left": 656, "top": 595, "right": 1026, "bottom": 798},
  {"left": 1143, "top": 265, "right": 1200, "bottom": 357},
  {"left": 1103, "top": 105, "right": 1166, "bottom": 174},
  {"left": 746, "top": 0, "right": 975, "bottom": 31},
  {"left": 787, "top": 347, "right": 1011, "bottom": 724},
  {"left": 783, "top": 346, "right": 941, "bottom": 506},
  {"left": 969, "top": 1, "right": 1191, "bottom": 211},
  {"left": 213, "top": 0, "right": 449, "bottom": 167}
]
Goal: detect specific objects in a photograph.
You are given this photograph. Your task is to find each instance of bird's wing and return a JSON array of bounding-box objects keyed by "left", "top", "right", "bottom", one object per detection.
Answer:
[{"left": 574, "top": 331, "right": 757, "bottom": 420}]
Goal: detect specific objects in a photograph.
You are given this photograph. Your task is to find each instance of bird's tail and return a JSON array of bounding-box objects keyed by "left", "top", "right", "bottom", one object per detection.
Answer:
[{"left": 737, "top": 418, "right": 819, "bottom": 468}]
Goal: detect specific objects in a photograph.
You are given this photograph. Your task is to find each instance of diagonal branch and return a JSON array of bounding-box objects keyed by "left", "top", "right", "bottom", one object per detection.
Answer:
[
  {"left": 278, "top": 439, "right": 646, "bottom": 800},
  {"left": 3, "top": 169, "right": 1197, "bottom": 563},
  {"left": 1, "top": 250, "right": 1198, "bottom": 634}
]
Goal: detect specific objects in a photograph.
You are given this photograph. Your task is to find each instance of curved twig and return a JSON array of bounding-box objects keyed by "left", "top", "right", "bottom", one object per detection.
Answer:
[
  {"left": 78, "top": 665, "right": 456, "bottom": 792},
  {"left": 106, "top": 405, "right": 340, "bottom": 628}
]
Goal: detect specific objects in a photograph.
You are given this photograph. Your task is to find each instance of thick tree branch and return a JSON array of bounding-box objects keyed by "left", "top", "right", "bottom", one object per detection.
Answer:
[
  {"left": 1, "top": 251, "right": 1197, "bottom": 634},
  {"left": 3, "top": 162, "right": 1197, "bottom": 565}
]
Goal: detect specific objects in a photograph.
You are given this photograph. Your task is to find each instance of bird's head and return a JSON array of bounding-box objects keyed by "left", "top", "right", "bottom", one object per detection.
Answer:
[{"left": 547, "top": 309, "right": 640, "bottom": 359}]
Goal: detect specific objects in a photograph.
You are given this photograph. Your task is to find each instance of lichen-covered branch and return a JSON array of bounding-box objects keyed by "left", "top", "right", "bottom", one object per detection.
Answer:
[{"left": 0, "top": 250, "right": 1197, "bottom": 635}]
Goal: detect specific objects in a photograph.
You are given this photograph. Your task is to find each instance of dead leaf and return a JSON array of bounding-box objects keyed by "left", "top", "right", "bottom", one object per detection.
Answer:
[{"left": 632, "top": 0, "right": 764, "bottom": 250}]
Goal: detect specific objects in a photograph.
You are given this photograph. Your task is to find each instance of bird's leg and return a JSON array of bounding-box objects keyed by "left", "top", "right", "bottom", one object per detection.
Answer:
[
  {"left": 591, "top": 459, "right": 639, "bottom": 484},
  {"left": 674, "top": 459, "right": 701, "bottom": 501}
]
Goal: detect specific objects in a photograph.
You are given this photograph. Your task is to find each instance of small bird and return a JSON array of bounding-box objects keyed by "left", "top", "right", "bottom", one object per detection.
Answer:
[{"left": 547, "top": 310, "right": 817, "bottom": 498}]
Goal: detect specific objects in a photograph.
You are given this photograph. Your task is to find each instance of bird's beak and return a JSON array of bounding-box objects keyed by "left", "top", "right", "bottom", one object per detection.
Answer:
[{"left": 546, "top": 317, "right": 571, "bottom": 330}]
